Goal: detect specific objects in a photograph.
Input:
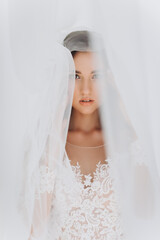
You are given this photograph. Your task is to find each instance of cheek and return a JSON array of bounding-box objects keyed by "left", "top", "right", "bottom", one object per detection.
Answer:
[{"left": 72, "top": 84, "right": 79, "bottom": 106}]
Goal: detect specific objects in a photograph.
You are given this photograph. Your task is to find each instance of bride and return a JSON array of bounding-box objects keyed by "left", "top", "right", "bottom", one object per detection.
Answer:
[
  {"left": 1, "top": 1, "right": 160, "bottom": 239},
  {"left": 63, "top": 31, "right": 124, "bottom": 239},
  {"left": 29, "top": 30, "right": 125, "bottom": 240},
  {"left": 0, "top": 22, "right": 158, "bottom": 240}
]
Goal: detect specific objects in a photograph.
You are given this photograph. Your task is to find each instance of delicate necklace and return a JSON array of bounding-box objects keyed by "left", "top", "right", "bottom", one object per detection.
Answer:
[{"left": 66, "top": 141, "right": 106, "bottom": 149}]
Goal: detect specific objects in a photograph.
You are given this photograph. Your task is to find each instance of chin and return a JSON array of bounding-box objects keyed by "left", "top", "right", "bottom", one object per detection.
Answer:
[{"left": 77, "top": 107, "right": 98, "bottom": 115}]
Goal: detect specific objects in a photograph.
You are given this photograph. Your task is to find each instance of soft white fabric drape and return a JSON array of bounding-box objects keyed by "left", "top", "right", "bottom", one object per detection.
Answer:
[{"left": 1, "top": 0, "right": 160, "bottom": 239}]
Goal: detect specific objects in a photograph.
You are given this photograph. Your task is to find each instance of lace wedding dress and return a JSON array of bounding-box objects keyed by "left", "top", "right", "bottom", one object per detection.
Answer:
[{"left": 36, "top": 145, "right": 125, "bottom": 240}]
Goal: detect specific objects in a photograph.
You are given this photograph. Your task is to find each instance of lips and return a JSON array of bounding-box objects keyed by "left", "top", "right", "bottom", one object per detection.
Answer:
[{"left": 79, "top": 98, "right": 95, "bottom": 106}]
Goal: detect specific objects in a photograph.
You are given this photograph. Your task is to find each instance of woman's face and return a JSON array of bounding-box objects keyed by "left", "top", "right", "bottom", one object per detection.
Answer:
[{"left": 72, "top": 51, "right": 102, "bottom": 115}]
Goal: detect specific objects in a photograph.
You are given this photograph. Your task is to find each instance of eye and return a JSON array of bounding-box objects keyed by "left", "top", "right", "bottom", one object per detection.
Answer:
[
  {"left": 92, "top": 73, "right": 99, "bottom": 79},
  {"left": 75, "top": 74, "right": 80, "bottom": 79}
]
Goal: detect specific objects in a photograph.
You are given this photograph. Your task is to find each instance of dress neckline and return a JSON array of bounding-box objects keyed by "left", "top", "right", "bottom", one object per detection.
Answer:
[
  {"left": 64, "top": 149, "right": 110, "bottom": 189},
  {"left": 66, "top": 141, "right": 106, "bottom": 149}
]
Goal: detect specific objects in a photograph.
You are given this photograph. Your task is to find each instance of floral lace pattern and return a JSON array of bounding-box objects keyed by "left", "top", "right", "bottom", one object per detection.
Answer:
[
  {"left": 34, "top": 156, "right": 125, "bottom": 239},
  {"left": 58, "top": 159, "right": 124, "bottom": 240},
  {"left": 33, "top": 140, "right": 150, "bottom": 239},
  {"left": 35, "top": 165, "right": 56, "bottom": 199}
]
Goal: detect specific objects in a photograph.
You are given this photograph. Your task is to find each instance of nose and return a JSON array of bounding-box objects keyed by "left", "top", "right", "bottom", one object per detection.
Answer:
[{"left": 80, "top": 78, "right": 92, "bottom": 95}]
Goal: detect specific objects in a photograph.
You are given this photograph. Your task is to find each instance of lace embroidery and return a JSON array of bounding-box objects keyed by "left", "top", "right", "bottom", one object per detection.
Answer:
[
  {"left": 33, "top": 141, "right": 148, "bottom": 239},
  {"left": 35, "top": 157, "right": 125, "bottom": 239},
  {"left": 59, "top": 159, "right": 125, "bottom": 240},
  {"left": 35, "top": 165, "right": 55, "bottom": 199}
]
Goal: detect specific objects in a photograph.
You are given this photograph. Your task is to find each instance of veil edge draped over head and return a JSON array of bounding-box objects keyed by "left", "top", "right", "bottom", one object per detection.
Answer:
[{"left": 1, "top": 1, "right": 160, "bottom": 240}]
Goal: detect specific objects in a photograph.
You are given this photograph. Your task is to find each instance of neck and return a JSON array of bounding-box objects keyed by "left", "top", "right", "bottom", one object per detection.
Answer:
[{"left": 69, "top": 108, "right": 101, "bottom": 133}]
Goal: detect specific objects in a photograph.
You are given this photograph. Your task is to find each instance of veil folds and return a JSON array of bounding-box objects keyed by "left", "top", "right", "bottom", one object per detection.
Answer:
[{"left": 1, "top": 0, "right": 160, "bottom": 239}]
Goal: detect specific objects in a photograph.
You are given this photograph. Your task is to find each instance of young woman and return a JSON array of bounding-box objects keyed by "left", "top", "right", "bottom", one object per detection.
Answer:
[
  {"left": 28, "top": 30, "right": 125, "bottom": 240},
  {"left": 29, "top": 30, "right": 158, "bottom": 240},
  {"left": 2, "top": 1, "right": 160, "bottom": 239},
  {"left": 61, "top": 31, "right": 124, "bottom": 239}
]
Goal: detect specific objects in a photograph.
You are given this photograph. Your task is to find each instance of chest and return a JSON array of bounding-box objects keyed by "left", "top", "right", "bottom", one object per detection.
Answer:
[
  {"left": 49, "top": 155, "right": 124, "bottom": 240},
  {"left": 65, "top": 142, "right": 107, "bottom": 178}
]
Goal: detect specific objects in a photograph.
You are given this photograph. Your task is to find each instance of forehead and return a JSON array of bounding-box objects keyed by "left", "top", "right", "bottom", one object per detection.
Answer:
[{"left": 73, "top": 52, "right": 103, "bottom": 71}]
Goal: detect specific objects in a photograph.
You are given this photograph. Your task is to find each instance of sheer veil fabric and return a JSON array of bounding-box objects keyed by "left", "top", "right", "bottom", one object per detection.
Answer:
[{"left": 1, "top": 0, "right": 160, "bottom": 239}]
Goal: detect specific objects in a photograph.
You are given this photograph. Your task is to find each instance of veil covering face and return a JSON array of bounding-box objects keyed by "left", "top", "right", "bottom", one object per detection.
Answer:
[{"left": 1, "top": 0, "right": 160, "bottom": 240}]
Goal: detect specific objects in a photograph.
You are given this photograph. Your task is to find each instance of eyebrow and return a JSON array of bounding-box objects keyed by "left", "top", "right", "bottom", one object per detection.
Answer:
[{"left": 75, "top": 70, "right": 100, "bottom": 74}]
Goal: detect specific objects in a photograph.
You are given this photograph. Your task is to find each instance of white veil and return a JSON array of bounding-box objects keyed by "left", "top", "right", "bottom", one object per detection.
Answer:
[{"left": 1, "top": 0, "right": 160, "bottom": 239}]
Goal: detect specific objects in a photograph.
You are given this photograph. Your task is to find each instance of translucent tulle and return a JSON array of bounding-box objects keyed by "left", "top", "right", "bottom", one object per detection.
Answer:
[{"left": 1, "top": 0, "right": 160, "bottom": 240}]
